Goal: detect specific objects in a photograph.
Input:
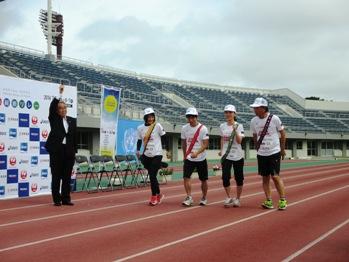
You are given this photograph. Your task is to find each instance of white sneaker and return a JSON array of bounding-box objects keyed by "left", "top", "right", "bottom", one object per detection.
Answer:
[
  {"left": 199, "top": 197, "right": 207, "bottom": 206},
  {"left": 233, "top": 198, "right": 241, "bottom": 207},
  {"left": 224, "top": 198, "right": 234, "bottom": 207},
  {"left": 182, "top": 196, "right": 193, "bottom": 206}
]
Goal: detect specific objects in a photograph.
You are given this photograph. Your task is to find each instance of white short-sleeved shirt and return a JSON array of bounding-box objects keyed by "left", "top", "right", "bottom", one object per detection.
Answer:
[
  {"left": 137, "top": 123, "right": 166, "bottom": 157},
  {"left": 181, "top": 123, "right": 209, "bottom": 162},
  {"left": 220, "top": 122, "right": 245, "bottom": 161},
  {"left": 250, "top": 114, "right": 284, "bottom": 156}
]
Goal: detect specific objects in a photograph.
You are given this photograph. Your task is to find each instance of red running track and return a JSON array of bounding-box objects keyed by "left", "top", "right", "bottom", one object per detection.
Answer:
[{"left": 0, "top": 162, "right": 348, "bottom": 262}]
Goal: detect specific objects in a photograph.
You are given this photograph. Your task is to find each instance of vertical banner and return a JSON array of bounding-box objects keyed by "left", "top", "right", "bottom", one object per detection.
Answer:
[
  {"left": 0, "top": 75, "right": 77, "bottom": 199},
  {"left": 100, "top": 85, "right": 121, "bottom": 157}
]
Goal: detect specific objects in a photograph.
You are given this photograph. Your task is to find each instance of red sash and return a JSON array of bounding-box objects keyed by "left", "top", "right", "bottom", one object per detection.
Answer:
[{"left": 185, "top": 124, "right": 203, "bottom": 159}]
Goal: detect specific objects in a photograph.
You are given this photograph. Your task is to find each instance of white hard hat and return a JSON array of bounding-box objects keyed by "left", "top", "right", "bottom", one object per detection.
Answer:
[
  {"left": 250, "top": 97, "right": 268, "bottom": 108},
  {"left": 143, "top": 107, "right": 155, "bottom": 116},
  {"left": 224, "top": 104, "right": 236, "bottom": 112},
  {"left": 185, "top": 107, "right": 198, "bottom": 116}
]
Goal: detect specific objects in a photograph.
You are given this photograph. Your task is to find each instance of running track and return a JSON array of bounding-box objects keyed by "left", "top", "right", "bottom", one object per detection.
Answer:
[{"left": 0, "top": 162, "right": 348, "bottom": 261}]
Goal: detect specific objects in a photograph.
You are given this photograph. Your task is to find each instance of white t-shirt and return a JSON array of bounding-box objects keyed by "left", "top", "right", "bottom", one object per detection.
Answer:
[
  {"left": 220, "top": 122, "right": 245, "bottom": 161},
  {"left": 137, "top": 123, "right": 166, "bottom": 157},
  {"left": 181, "top": 123, "right": 209, "bottom": 162},
  {"left": 250, "top": 114, "right": 284, "bottom": 156}
]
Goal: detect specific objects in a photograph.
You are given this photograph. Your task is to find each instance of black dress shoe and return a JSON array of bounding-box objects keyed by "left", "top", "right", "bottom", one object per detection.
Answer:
[
  {"left": 62, "top": 202, "right": 74, "bottom": 206},
  {"left": 54, "top": 202, "right": 62, "bottom": 206}
]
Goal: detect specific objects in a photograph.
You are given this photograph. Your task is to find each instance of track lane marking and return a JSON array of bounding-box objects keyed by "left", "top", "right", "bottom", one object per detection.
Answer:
[
  {"left": 1, "top": 162, "right": 348, "bottom": 212},
  {"left": 115, "top": 185, "right": 349, "bottom": 261},
  {"left": 0, "top": 173, "right": 348, "bottom": 252},
  {"left": 282, "top": 217, "right": 349, "bottom": 262},
  {"left": 1, "top": 171, "right": 348, "bottom": 227}
]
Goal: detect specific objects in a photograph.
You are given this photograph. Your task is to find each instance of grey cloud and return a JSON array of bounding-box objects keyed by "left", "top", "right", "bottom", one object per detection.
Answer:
[
  {"left": 0, "top": 2, "right": 24, "bottom": 36},
  {"left": 76, "top": 1, "right": 349, "bottom": 101}
]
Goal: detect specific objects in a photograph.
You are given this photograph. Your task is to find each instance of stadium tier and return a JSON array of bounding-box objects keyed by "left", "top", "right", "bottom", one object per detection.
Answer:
[{"left": 1, "top": 42, "right": 349, "bottom": 135}]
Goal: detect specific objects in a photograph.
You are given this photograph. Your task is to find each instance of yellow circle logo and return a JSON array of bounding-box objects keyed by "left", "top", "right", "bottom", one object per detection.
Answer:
[{"left": 104, "top": 95, "right": 117, "bottom": 113}]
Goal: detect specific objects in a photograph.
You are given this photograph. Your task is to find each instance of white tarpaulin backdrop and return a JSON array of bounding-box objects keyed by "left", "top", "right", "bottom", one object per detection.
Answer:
[{"left": 0, "top": 75, "right": 77, "bottom": 199}]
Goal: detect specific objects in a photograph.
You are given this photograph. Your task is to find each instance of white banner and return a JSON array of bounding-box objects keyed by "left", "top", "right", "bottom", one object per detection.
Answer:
[
  {"left": 100, "top": 85, "right": 121, "bottom": 157},
  {"left": 0, "top": 75, "right": 77, "bottom": 199}
]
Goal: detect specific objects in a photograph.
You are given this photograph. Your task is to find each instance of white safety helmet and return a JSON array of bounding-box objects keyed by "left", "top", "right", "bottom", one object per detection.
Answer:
[
  {"left": 250, "top": 97, "right": 268, "bottom": 108},
  {"left": 143, "top": 107, "right": 155, "bottom": 116},
  {"left": 185, "top": 107, "right": 198, "bottom": 116},
  {"left": 224, "top": 104, "right": 236, "bottom": 113}
]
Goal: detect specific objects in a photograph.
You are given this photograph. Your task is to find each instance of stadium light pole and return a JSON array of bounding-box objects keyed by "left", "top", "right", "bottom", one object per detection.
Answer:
[
  {"left": 39, "top": 0, "right": 64, "bottom": 60},
  {"left": 47, "top": 0, "right": 52, "bottom": 56}
]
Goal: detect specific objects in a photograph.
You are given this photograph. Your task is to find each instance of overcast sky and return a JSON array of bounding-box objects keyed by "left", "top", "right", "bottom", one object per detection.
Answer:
[{"left": 1, "top": 0, "right": 348, "bottom": 101}]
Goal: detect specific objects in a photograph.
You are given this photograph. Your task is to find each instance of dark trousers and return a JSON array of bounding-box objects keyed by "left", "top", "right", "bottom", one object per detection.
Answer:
[
  {"left": 49, "top": 144, "right": 75, "bottom": 204},
  {"left": 142, "top": 155, "right": 162, "bottom": 196},
  {"left": 221, "top": 158, "right": 244, "bottom": 187}
]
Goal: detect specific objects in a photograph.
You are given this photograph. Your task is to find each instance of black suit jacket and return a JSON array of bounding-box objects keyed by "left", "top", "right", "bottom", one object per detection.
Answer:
[{"left": 45, "top": 98, "right": 77, "bottom": 157}]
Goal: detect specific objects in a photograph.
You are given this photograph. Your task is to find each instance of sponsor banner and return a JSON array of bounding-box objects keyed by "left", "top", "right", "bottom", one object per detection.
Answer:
[
  {"left": 99, "top": 85, "right": 121, "bottom": 157},
  {"left": 0, "top": 185, "right": 5, "bottom": 198},
  {"left": 18, "top": 182, "right": 29, "bottom": 197},
  {"left": 0, "top": 170, "right": 7, "bottom": 184},
  {"left": 6, "top": 183, "right": 18, "bottom": 198},
  {"left": 0, "top": 75, "right": 77, "bottom": 199}
]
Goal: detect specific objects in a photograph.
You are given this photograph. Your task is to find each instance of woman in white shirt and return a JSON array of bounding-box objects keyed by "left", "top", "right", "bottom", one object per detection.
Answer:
[
  {"left": 137, "top": 108, "right": 166, "bottom": 206},
  {"left": 219, "top": 105, "right": 245, "bottom": 207}
]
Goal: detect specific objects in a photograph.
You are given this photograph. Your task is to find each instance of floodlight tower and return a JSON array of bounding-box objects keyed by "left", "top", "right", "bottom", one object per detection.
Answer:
[{"left": 39, "top": 0, "right": 64, "bottom": 60}]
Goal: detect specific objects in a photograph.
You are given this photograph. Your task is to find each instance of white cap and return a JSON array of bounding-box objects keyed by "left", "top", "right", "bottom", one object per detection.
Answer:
[
  {"left": 250, "top": 97, "right": 268, "bottom": 108},
  {"left": 185, "top": 107, "right": 198, "bottom": 116},
  {"left": 143, "top": 107, "right": 155, "bottom": 116},
  {"left": 224, "top": 104, "right": 236, "bottom": 112}
]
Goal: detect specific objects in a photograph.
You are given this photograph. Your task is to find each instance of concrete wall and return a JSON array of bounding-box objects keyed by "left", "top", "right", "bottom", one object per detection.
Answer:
[
  {"left": 305, "top": 99, "right": 349, "bottom": 111},
  {"left": 91, "top": 131, "right": 100, "bottom": 155},
  {"left": 334, "top": 149, "right": 343, "bottom": 157},
  {"left": 81, "top": 128, "right": 348, "bottom": 160}
]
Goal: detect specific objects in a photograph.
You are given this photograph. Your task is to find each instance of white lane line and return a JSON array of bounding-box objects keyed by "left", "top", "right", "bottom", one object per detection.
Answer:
[
  {"left": 282, "top": 218, "right": 349, "bottom": 262},
  {"left": 1, "top": 171, "right": 348, "bottom": 228},
  {"left": 0, "top": 174, "right": 348, "bottom": 253},
  {"left": 115, "top": 185, "right": 349, "bottom": 262},
  {"left": 1, "top": 163, "right": 348, "bottom": 212},
  {"left": 0, "top": 176, "right": 224, "bottom": 212}
]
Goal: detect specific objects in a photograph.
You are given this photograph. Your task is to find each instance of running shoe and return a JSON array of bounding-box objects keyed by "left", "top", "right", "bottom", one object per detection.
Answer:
[
  {"left": 278, "top": 198, "right": 287, "bottom": 210},
  {"left": 261, "top": 199, "right": 274, "bottom": 209},
  {"left": 157, "top": 194, "right": 165, "bottom": 204},
  {"left": 199, "top": 197, "right": 207, "bottom": 206},
  {"left": 182, "top": 196, "right": 193, "bottom": 206},
  {"left": 224, "top": 198, "right": 234, "bottom": 207},
  {"left": 149, "top": 195, "right": 158, "bottom": 206},
  {"left": 233, "top": 198, "right": 241, "bottom": 207}
]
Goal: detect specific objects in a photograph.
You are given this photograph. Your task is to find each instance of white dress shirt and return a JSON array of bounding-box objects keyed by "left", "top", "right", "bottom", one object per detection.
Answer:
[
  {"left": 62, "top": 117, "right": 68, "bottom": 144},
  {"left": 57, "top": 95, "right": 69, "bottom": 145}
]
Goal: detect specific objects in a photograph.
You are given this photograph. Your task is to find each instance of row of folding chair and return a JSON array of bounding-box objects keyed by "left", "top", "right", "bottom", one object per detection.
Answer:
[{"left": 75, "top": 154, "right": 148, "bottom": 193}]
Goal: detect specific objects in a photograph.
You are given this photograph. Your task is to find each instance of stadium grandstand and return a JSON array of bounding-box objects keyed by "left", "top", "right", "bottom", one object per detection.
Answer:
[{"left": 1, "top": 40, "right": 349, "bottom": 161}]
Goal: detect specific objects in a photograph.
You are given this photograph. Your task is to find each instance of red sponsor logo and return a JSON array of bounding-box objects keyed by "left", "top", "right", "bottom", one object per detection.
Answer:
[
  {"left": 20, "top": 170, "right": 28, "bottom": 179},
  {"left": 31, "top": 116, "right": 38, "bottom": 125},
  {"left": 9, "top": 156, "right": 16, "bottom": 166},
  {"left": 0, "top": 142, "right": 5, "bottom": 152},
  {"left": 31, "top": 183, "right": 38, "bottom": 192},
  {"left": 41, "top": 130, "right": 48, "bottom": 139}
]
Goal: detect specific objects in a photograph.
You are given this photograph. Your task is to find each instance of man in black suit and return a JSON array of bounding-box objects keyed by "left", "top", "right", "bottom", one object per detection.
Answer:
[{"left": 45, "top": 84, "right": 77, "bottom": 206}]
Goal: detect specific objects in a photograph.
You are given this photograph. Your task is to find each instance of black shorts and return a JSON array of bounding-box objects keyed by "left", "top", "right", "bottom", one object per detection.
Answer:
[
  {"left": 257, "top": 152, "right": 281, "bottom": 176},
  {"left": 221, "top": 158, "right": 244, "bottom": 187},
  {"left": 183, "top": 159, "right": 208, "bottom": 181}
]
